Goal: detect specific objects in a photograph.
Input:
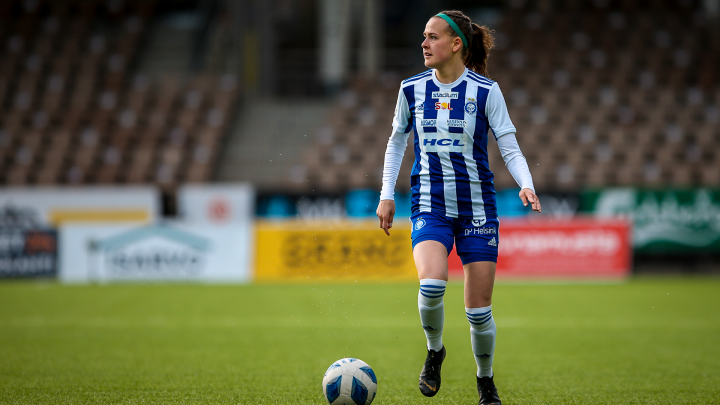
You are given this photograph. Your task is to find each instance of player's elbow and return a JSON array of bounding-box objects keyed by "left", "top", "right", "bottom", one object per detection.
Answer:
[{"left": 502, "top": 152, "right": 523, "bottom": 167}]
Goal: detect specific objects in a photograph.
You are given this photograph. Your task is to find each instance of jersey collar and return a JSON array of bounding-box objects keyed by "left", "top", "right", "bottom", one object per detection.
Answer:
[{"left": 431, "top": 67, "right": 468, "bottom": 88}]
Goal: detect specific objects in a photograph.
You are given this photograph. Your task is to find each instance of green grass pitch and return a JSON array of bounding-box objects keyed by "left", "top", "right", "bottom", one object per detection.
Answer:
[{"left": 1, "top": 277, "right": 719, "bottom": 404}]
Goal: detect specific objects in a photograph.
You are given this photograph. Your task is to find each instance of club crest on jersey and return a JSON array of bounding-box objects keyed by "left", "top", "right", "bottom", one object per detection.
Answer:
[
  {"left": 432, "top": 91, "right": 459, "bottom": 99},
  {"left": 465, "top": 98, "right": 478, "bottom": 115},
  {"left": 435, "top": 102, "right": 452, "bottom": 110},
  {"left": 414, "top": 217, "right": 426, "bottom": 230}
]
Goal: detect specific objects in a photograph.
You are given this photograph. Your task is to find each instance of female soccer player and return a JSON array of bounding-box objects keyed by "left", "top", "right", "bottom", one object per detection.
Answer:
[{"left": 376, "top": 10, "right": 540, "bottom": 405}]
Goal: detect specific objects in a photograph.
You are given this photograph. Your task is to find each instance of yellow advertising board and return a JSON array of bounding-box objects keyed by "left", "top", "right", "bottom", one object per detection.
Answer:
[
  {"left": 49, "top": 209, "right": 150, "bottom": 225},
  {"left": 254, "top": 220, "right": 417, "bottom": 282}
]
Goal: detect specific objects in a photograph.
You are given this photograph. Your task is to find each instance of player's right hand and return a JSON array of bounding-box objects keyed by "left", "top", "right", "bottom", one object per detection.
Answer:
[{"left": 376, "top": 200, "right": 396, "bottom": 236}]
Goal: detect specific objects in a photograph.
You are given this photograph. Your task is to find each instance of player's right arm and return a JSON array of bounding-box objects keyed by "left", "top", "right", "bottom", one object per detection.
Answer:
[{"left": 377, "top": 85, "right": 412, "bottom": 235}]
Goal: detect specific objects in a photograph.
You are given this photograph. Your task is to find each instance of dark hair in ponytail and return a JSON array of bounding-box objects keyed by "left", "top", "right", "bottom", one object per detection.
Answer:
[{"left": 434, "top": 10, "right": 495, "bottom": 77}]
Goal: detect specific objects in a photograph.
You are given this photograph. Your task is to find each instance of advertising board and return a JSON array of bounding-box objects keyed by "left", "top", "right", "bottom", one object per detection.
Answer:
[
  {"left": 0, "top": 186, "right": 159, "bottom": 226},
  {"left": 448, "top": 218, "right": 632, "bottom": 279},
  {"left": 256, "top": 218, "right": 631, "bottom": 282},
  {"left": 0, "top": 229, "right": 56, "bottom": 278},
  {"left": 59, "top": 223, "right": 252, "bottom": 283},
  {"left": 255, "top": 191, "right": 414, "bottom": 220},
  {"left": 254, "top": 221, "right": 417, "bottom": 282},
  {"left": 0, "top": 203, "right": 58, "bottom": 278},
  {"left": 582, "top": 188, "right": 720, "bottom": 254},
  {"left": 177, "top": 183, "right": 255, "bottom": 225}
]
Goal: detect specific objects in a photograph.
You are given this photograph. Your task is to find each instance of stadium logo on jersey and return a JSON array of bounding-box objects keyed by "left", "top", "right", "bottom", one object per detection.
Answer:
[
  {"left": 421, "top": 119, "right": 437, "bottom": 127},
  {"left": 432, "top": 91, "right": 459, "bottom": 99},
  {"left": 414, "top": 217, "right": 426, "bottom": 230},
  {"left": 464, "top": 98, "right": 478, "bottom": 115},
  {"left": 447, "top": 119, "right": 467, "bottom": 128},
  {"left": 488, "top": 237, "right": 497, "bottom": 247},
  {"left": 434, "top": 102, "right": 453, "bottom": 110}
]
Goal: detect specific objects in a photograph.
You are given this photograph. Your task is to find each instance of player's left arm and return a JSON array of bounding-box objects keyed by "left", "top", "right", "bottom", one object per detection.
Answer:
[
  {"left": 486, "top": 83, "right": 541, "bottom": 213},
  {"left": 496, "top": 134, "right": 540, "bottom": 213}
]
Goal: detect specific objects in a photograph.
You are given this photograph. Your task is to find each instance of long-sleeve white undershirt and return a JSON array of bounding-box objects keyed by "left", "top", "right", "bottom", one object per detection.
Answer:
[{"left": 496, "top": 132, "right": 535, "bottom": 192}]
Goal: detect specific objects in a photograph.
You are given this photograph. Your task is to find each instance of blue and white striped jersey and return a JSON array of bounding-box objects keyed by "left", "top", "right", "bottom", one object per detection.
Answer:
[{"left": 382, "top": 67, "right": 516, "bottom": 222}]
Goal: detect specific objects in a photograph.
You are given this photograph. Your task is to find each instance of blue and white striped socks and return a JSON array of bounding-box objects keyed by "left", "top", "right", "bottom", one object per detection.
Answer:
[
  {"left": 418, "top": 282, "right": 496, "bottom": 375},
  {"left": 466, "top": 305, "right": 496, "bottom": 378},
  {"left": 418, "top": 279, "right": 447, "bottom": 351}
]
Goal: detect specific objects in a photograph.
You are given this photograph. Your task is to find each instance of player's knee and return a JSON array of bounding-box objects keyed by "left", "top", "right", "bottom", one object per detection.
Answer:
[
  {"left": 465, "top": 294, "right": 492, "bottom": 309},
  {"left": 463, "top": 283, "right": 492, "bottom": 309}
]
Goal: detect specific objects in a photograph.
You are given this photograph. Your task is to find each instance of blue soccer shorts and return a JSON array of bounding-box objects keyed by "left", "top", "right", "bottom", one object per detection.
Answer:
[{"left": 410, "top": 211, "right": 499, "bottom": 264}]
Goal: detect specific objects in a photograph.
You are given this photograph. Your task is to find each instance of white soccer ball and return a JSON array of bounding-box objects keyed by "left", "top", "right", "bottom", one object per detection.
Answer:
[{"left": 322, "top": 358, "right": 377, "bottom": 405}]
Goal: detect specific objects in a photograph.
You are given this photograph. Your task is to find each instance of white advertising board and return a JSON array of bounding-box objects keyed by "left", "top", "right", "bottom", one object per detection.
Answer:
[
  {"left": 0, "top": 186, "right": 160, "bottom": 226},
  {"left": 177, "top": 183, "right": 254, "bottom": 225},
  {"left": 59, "top": 223, "right": 253, "bottom": 283}
]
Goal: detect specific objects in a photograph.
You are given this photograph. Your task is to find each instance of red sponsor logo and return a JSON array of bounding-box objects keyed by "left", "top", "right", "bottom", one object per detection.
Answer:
[
  {"left": 435, "top": 102, "right": 453, "bottom": 110},
  {"left": 208, "top": 198, "right": 231, "bottom": 222},
  {"left": 448, "top": 218, "right": 631, "bottom": 279},
  {"left": 25, "top": 231, "right": 56, "bottom": 255}
]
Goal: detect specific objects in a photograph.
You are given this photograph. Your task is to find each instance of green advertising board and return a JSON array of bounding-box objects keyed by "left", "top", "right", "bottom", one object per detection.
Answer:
[{"left": 581, "top": 188, "right": 720, "bottom": 254}]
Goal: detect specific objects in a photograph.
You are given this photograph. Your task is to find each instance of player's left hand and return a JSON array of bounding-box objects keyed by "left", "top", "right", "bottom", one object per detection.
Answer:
[{"left": 519, "top": 188, "right": 541, "bottom": 213}]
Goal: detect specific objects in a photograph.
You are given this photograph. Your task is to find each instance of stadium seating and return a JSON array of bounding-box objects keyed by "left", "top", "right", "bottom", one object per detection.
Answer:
[
  {"left": 1, "top": 1, "right": 716, "bottom": 194},
  {"left": 300, "top": 0, "right": 719, "bottom": 192},
  {"left": 0, "top": 0, "right": 237, "bottom": 188}
]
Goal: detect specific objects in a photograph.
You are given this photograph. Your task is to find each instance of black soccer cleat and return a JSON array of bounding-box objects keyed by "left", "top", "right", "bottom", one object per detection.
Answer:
[
  {"left": 418, "top": 346, "right": 446, "bottom": 397},
  {"left": 477, "top": 375, "right": 502, "bottom": 405}
]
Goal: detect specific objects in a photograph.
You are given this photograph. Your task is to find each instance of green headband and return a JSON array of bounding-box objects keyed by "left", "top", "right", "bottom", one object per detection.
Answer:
[{"left": 435, "top": 13, "right": 468, "bottom": 48}]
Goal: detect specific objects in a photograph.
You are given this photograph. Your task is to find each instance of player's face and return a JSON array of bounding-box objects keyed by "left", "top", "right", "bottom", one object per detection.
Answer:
[{"left": 422, "top": 17, "right": 458, "bottom": 69}]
